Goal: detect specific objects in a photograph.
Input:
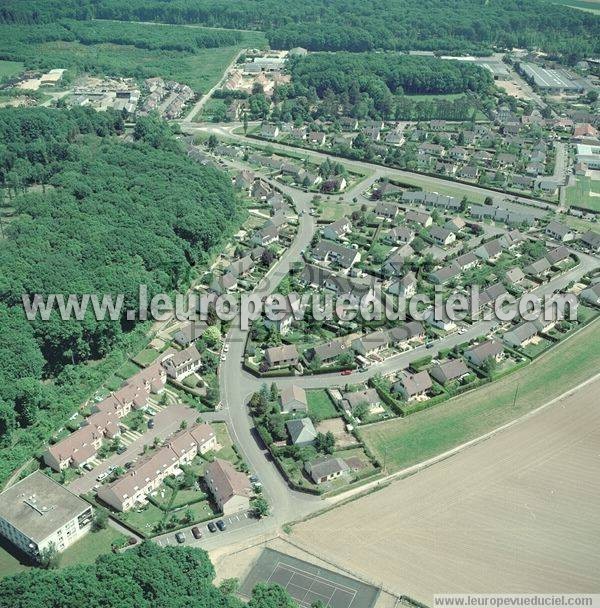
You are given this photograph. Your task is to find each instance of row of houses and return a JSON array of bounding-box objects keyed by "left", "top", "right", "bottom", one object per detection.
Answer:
[{"left": 44, "top": 345, "right": 203, "bottom": 472}]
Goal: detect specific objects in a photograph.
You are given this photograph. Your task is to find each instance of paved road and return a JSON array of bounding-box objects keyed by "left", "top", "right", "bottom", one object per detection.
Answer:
[{"left": 181, "top": 122, "right": 556, "bottom": 216}]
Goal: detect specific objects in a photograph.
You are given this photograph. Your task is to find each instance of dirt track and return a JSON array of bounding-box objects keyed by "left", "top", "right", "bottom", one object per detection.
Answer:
[{"left": 292, "top": 378, "right": 600, "bottom": 603}]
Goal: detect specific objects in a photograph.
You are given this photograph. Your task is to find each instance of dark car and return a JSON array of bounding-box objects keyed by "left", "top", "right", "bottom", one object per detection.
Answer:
[
  {"left": 216, "top": 520, "right": 226, "bottom": 531},
  {"left": 207, "top": 522, "right": 217, "bottom": 533},
  {"left": 425, "top": 342, "right": 434, "bottom": 349},
  {"left": 191, "top": 526, "right": 202, "bottom": 539},
  {"left": 147, "top": 419, "right": 155, "bottom": 429},
  {"left": 116, "top": 445, "right": 127, "bottom": 454},
  {"left": 125, "top": 461, "right": 134, "bottom": 469},
  {"left": 175, "top": 532, "right": 185, "bottom": 544}
]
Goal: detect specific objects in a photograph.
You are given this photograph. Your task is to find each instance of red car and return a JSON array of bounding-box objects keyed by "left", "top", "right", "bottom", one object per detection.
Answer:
[{"left": 340, "top": 370, "right": 352, "bottom": 376}]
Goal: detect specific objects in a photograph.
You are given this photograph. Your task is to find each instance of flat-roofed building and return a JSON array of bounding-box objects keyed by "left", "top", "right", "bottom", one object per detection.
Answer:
[{"left": 0, "top": 471, "right": 93, "bottom": 559}]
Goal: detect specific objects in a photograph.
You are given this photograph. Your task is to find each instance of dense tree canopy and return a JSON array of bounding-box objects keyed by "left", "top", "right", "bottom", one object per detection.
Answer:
[
  {"left": 0, "top": 107, "right": 242, "bottom": 483},
  {"left": 1, "top": 0, "right": 599, "bottom": 60},
  {"left": 0, "top": 542, "right": 298, "bottom": 608}
]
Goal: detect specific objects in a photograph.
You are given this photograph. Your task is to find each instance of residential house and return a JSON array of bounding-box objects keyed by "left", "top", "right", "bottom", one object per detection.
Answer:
[
  {"left": 161, "top": 344, "right": 202, "bottom": 382},
  {"left": 305, "top": 339, "right": 348, "bottom": 365},
  {"left": 305, "top": 457, "right": 349, "bottom": 484},
  {"left": 475, "top": 239, "right": 503, "bottom": 262},
  {"left": 505, "top": 266, "right": 525, "bottom": 285},
  {"left": 341, "top": 388, "right": 381, "bottom": 414},
  {"left": 308, "top": 132, "right": 326, "bottom": 146},
  {"left": 280, "top": 385, "right": 308, "bottom": 414},
  {"left": 385, "top": 226, "right": 415, "bottom": 245},
  {"left": 322, "top": 217, "right": 352, "bottom": 241},
  {"left": 429, "top": 263, "right": 461, "bottom": 285},
  {"left": 227, "top": 255, "right": 255, "bottom": 278},
  {"left": 382, "top": 246, "right": 414, "bottom": 276},
  {"left": 173, "top": 321, "right": 208, "bottom": 348},
  {"left": 503, "top": 321, "right": 539, "bottom": 348},
  {"left": 405, "top": 209, "right": 433, "bottom": 228},
  {"left": 286, "top": 418, "right": 317, "bottom": 446},
  {"left": 388, "top": 271, "right": 417, "bottom": 297},
  {"left": 252, "top": 225, "right": 279, "bottom": 247},
  {"left": 464, "top": 340, "right": 504, "bottom": 367},
  {"left": 545, "top": 220, "right": 574, "bottom": 243},
  {"left": 211, "top": 272, "right": 237, "bottom": 294},
  {"left": 204, "top": 458, "right": 252, "bottom": 516},
  {"left": 524, "top": 257, "right": 551, "bottom": 278},
  {"left": 321, "top": 176, "right": 347, "bottom": 193},
  {"left": 393, "top": 371, "right": 433, "bottom": 400},
  {"left": 374, "top": 202, "right": 399, "bottom": 221},
  {"left": 251, "top": 180, "right": 272, "bottom": 200},
  {"left": 580, "top": 282, "right": 600, "bottom": 306},
  {"left": 261, "top": 123, "right": 280, "bottom": 138},
  {"left": 351, "top": 330, "right": 389, "bottom": 357},
  {"left": 430, "top": 359, "right": 470, "bottom": 385},
  {"left": 428, "top": 226, "right": 456, "bottom": 247},
  {"left": 546, "top": 245, "right": 571, "bottom": 266},
  {"left": 425, "top": 306, "right": 457, "bottom": 331},
  {"left": 580, "top": 231, "right": 600, "bottom": 253},
  {"left": 264, "top": 344, "right": 299, "bottom": 369},
  {"left": 312, "top": 240, "right": 361, "bottom": 270}
]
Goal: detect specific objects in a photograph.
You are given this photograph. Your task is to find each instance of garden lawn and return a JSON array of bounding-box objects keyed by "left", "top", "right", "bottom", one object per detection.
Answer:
[
  {"left": 307, "top": 389, "right": 339, "bottom": 420},
  {"left": 59, "top": 527, "right": 126, "bottom": 568},
  {"left": 212, "top": 422, "right": 239, "bottom": 464},
  {"left": 360, "top": 319, "right": 600, "bottom": 472},
  {"left": 132, "top": 348, "right": 160, "bottom": 367}
]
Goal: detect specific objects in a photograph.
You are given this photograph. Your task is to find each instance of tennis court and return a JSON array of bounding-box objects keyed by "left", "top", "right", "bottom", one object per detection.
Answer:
[{"left": 239, "top": 548, "right": 380, "bottom": 608}]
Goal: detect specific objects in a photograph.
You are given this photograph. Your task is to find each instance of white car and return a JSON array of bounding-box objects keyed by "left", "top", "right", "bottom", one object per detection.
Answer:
[
  {"left": 221, "top": 353, "right": 227, "bottom": 361},
  {"left": 223, "top": 344, "right": 229, "bottom": 353}
]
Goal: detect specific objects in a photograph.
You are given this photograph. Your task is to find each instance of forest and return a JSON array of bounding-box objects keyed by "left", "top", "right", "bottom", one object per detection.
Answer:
[
  {"left": 1, "top": 0, "right": 599, "bottom": 60},
  {"left": 0, "top": 107, "right": 242, "bottom": 485},
  {"left": 269, "top": 53, "right": 492, "bottom": 122},
  {"left": 0, "top": 20, "right": 265, "bottom": 90},
  {"left": 0, "top": 542, "right": 298, "bottom": 608}
]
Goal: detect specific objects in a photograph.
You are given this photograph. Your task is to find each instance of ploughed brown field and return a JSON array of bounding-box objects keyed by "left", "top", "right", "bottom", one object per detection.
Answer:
[{"left": 292, "top": 378, "right": 600, "bottom": 603}]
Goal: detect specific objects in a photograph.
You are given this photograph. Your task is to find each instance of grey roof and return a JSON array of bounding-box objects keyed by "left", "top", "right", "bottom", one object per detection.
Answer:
[
  {"left": 306, "top": 456, "right": 348, "bottom": 479},
  {"left": 580, "top": 230, "right": 600, "bottom": 250},
  {"left": 286, "top": 417, "right": 317, "bottom": 444},
  {"left": 280, "top": 385, "right": 308, "bottom": 409},
  {"left": 0, "top": 472, "right": 91, "bottom": 544},
  {"left": 506, "top": 267, "right": 525, "bottom": 283},
  {"left": 393, "top": 370, "right": 433, "bottom": 397},
  {"left": 504, "top": 321, "right": 539, "bottom": 346},
  {"left": 343, "top": 388, "right": 380, "bottom": 409},
  {"left": 545, "top": 220, "right": 572, "bottom": 238},
  {"left": 546, "top": 246, "right": 570, "bottom": 265},
  {"left": 307, "top": 339, "right": 347, "bottom": 362},
  {"left": 312, "top": 240, "right": 359, "bottom": 268},
  {"left": 465, "top": 340, "right": 503, "bottom": 362},
  {"left": 430, "top": 359, "right": 470, "bottom": 384},
  {"left": 524, "top": 257, "right": 551, "bottom": 276}
]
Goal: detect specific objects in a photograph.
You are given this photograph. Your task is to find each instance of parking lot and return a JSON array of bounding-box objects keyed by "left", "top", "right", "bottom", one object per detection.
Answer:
[
  {"left": 68, "top": 403, "right": 201, "bottom": 494},
  {"left": 154, "top": 509, "right": 261, "bottom": 547}
]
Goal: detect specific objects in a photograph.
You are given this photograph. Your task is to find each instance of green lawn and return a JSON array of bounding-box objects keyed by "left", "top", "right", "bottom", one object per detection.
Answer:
[
  {"left": 119, "top": 503, "right": 165, "bottom": 534},
  {"left": 59, "top": 527, "right": 126, "bottom": 568},
  {"left": 0, "top": 540, "right": 30, "bottom": 580},
  {"left": 360, "top": 319, "right": 600, "bottom": 472},
  {"left": 0, "top": 60, "right": 24, "bottom": 79},
  {"left": 212, "top": 422, "right": 239, "bottom": 464},
  {"left": 132, "top": 348, "right": 160, "bottom": 367},
  {"left": 307, "top": 389, "right": 339, "bottom": 420},
  {"left": 564, "top": 176, "right": 600, "bottom": 212},
  {"left": 115, "top": 360, "right": 141, "bottom": 380}
]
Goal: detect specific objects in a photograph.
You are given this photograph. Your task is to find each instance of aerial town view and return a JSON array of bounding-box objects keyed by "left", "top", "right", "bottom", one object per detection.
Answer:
[{"left": 0, "top": 1, "right": 599, "bottom": 607}]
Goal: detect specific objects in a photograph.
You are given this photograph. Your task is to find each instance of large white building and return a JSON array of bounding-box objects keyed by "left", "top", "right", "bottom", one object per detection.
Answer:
[
  {"left": 576, "top": 144, "right": 600, "bottom": 169},
  {"left": 0, "top": 471, "right": 93, "bottom": 560}
]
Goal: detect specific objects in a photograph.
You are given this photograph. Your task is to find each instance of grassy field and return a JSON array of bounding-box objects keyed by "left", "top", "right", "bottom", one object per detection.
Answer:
[
  {"left": 564, "top": 176, "right": 600, "bottom": 212},
  {"left": 360, "top": 319, "right": 600, "bottom": 472},
  {"left": 307, "top": 389, "right": 339, "bottom": 420},
  {"left": 0, "top": 60, "right": 24, "bottom": 79},
  {"left": 213, "top": 421, "right": 239, "bottom": 464}
]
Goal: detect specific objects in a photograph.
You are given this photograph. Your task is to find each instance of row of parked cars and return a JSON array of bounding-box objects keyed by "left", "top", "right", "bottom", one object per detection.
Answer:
[{"left": 175, "top": 519, "right": 227, "bottom": 543}]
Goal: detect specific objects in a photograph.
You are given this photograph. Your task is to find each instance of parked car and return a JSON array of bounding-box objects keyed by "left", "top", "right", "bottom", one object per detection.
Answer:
[
  {"left": 175, "top": 532, "right": 186, "bottom": 544},
  {"left": 83, "top": 463, "right": 94, "bottom": 471},
  {"left": 207, "top": 522, "right": 217, "bottom": 533},
  {"left": 340, "top": 370, "right": 352, "bottom": 376},
  {"left": 221, "top": 353, "right": 227, "bottom": 361},
  {"left": 425, "top": 342, "right": 434, "bottom": 349},
  {"left": 96, "top": 471, "right": 108, "bottom": 482},
  {"left": 216, "top": 520, "right": 226, "bottom": 531},
  {"left": 249, "top": 474, "right": 260, "bottom": 484},
  {"left": 191, "top": 526, "right": 202, "bottom": 539},
  {"left": 147, "top": 419, "right": 155, "bottom": 429},
  {"left": 125, "top": 461, "right": 134, "bottom": 469},
  {"left": 116, "top": 445, "right": 127, "bottom": 454}
]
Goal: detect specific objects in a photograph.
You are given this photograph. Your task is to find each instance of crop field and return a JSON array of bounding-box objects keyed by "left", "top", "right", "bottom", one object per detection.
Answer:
[
  {"left": 360, "top": 319, "right": 600, "bottom": 472},
  {"left": 564, "top": 175, "right": 600, "bottom": 212},
  {"left": 293, "top": 374, "right": 600, "bottom": 602},
  {"left": 0, "top": 60, "right": 24, "bottom": 79}
]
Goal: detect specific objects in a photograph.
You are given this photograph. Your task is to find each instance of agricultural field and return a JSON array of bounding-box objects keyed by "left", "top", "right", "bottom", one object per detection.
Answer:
[
  {"left": 360, "top": 319, "right": 600, "bottom": 472},
  {"left": 564, "top": 175, "right": 600, "bottom": 212},
  {"left": 293, "top": 374, "right": 600, "bottom": 602}
]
